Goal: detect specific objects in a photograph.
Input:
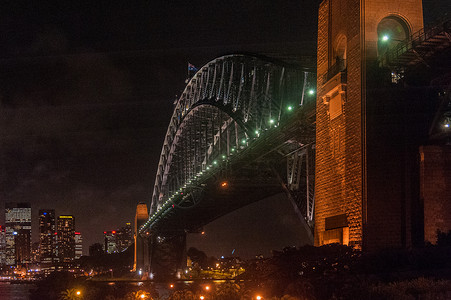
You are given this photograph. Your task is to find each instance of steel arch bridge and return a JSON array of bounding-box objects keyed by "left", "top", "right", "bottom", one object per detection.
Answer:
[{"left": 140, "top": 54, "right": 317, "bottom": 240}]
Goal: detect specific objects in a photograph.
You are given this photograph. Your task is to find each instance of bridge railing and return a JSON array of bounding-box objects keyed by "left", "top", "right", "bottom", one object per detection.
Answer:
[{"left": 379, "top": 18, "right": 451, "bottom": 68}]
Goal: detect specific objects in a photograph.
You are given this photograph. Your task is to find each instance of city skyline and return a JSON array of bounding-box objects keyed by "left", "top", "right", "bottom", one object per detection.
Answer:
[{"left": 2, "top": 203, "right": 134, "bottom": 257}]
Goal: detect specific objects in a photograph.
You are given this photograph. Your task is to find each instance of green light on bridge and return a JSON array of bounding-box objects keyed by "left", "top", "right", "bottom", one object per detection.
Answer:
[
  {"left": 308, "top": 89, "right": 315, "bottom": 95},
  {"left": 287, "top": 105, "right": 293, "bottom": 111},
  {"left": 269, "top": 119, "right": 275, "bottom": 124}
]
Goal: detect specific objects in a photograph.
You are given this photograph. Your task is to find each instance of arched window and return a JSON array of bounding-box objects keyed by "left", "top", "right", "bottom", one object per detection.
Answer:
[
  {"left": 377, "top": 16, "right": 410, "bottom": 55},
  {"left": 334, "top": 35, "right": 347, "bottom": 71}
]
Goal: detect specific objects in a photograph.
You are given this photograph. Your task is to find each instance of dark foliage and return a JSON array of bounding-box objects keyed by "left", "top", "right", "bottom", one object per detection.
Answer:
[{"left": 238, "top": 242, "right": 451, "bottom": 299}]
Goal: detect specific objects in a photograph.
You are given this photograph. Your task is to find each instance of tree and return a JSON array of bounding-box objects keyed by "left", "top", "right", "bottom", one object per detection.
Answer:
[
  {"left": 60, "top": 288, "right": 82, "bottom": 300},
  {"left": 187, "top": 247, "right": 208, "bottom": 268}
]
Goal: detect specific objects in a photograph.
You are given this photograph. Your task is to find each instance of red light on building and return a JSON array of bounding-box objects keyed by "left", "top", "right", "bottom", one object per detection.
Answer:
[
  {"left": 75, "top": 232, "right": 81, "bottom": 235},
  {"left": 112, "top": 231, "right": 116, "bottom": 234},
  {"left": 104, "top": 231, "right": 107, "bottom": 234}
]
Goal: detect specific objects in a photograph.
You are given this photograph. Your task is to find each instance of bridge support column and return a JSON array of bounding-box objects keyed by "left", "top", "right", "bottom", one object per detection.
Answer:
[
  {"left": 149, "top": 231, "right": 186, "bottom": 280},
  {"left": 316, "top": 0, "right": 424, "bottom": 250}
]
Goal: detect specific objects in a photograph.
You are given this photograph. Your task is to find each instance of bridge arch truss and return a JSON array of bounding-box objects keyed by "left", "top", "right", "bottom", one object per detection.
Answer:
[{"left": 142, "top": 54, "right": 316, "bottom": 234}]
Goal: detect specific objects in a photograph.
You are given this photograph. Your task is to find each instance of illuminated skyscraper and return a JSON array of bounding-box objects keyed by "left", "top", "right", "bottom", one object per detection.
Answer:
[
  {"left": 5, "top": 203, "right": 31, "bottom": 266},
  {"left": 57, "top": 215, "right": 75, "bottom": 262},
  {"left": 31, "top": 242, "right": 40, "bottom": 264},
  {"left": 104, "top": 231, "right": 117, "bottom": 254},
  {"left": 75, "top": 232, "right": 82, "bottom": 259},
  {"left": 116, "top": 222, "right": 133, "bottom": 252},
  {"left": 39, "top": 209, "right": 56, "bottom": 265},
  {"left": 0, "top": 226, "right": 6, "bottom": 265}
]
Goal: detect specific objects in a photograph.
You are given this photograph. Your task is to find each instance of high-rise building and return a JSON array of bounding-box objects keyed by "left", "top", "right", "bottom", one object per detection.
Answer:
[
  {"left": 0, "top": 226, "right": 6, "bottom": 265},
  {"left": 75, "top": 232, "right": 82, "bottom": 259},
  {"left": 31, "top": 242, "right": 40, "bottom": 264},
  {"left": 104, "top": 231, "right": 117, "bottom": 254},
  {"left": 5, "top": 203, "right": 31, "bottom": 266},
  {"left": 57, "top": 215, "right": 75, "bottom": 263},
  {"left": 89, "top": 243, "right": 104, "bottom": 257},
  {"left": 116, "top": 222, "right": 133, "bottom": 252},
  {"left": 39, "top": 209, "right": 56, "bottom": 265}
]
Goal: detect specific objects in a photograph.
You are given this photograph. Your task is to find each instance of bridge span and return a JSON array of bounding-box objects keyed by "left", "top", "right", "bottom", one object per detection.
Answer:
[{"left": 134, "top": 54, "right": 317, "bottom": 278}]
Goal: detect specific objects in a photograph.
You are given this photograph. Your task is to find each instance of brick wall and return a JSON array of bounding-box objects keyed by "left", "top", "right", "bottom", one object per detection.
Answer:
[
  {"left": 315, "top": 0, "right": 424, "bottom": 250},
  {"left": 421, "top": 145, "right": 451, "bottom": 244},
  {"left": 315, "top": 0, "right": 363, "bottom": 248}
]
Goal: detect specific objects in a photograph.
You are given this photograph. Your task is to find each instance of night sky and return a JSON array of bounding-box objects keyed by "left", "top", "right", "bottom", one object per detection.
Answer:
[{"left": 2, "top": 0, "right": 444, "bottom": 258}]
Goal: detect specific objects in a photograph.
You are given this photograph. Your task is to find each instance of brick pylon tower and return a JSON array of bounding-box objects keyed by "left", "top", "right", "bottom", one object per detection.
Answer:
[
  {"left": 315, "top": 0, "right": 424, "bottom": 250},
  {"left": 134, "top": 203, "right": 149, "bottom": 274}
]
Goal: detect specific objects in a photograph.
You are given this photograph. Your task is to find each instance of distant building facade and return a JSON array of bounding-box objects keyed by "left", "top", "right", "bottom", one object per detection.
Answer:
[
  {"left": 31, "top": 242, "right": 40, "bottom": 264},
  {"left": 39, "top": 209, "right": 56, "bottom": 265},
  {"left": 75, "top": 232, "right": 83, "bottom": 259},
  {"left": 104, "top": 231, "right": 117, "bottom": 254},
  {"left": 0, "top": 226, "right": 5, "bottom": 265},
  {"left": 116, "top": 222, "right": 133, "bottom": 252},
  {"left": 57, "top": 215, "right": 75, "bottom": 262},
  {"left": 5, "top": 203, "right": 31, "bottom": 265},
  {"left": 89, "top": 243, "right": 104, "bottom": 256}
]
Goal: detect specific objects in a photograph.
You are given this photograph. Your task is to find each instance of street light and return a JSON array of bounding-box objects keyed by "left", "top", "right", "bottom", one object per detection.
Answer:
[
  {"left": 381, "top": 34, "right": 403, "bottom": 42},
  {"left": 76, "top": 290, "right": 81, "bottom": 297},
  {"left": 220, "top": 181, "right": 229, "bottom": 188}
]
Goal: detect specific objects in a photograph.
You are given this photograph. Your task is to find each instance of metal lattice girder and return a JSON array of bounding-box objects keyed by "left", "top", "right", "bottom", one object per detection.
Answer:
[
  {"left": 285, "top": 144, "right": 315, "bottom": 223},
  {"left": 142, "top": 54, "right": 316, "bottom": 234}
]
